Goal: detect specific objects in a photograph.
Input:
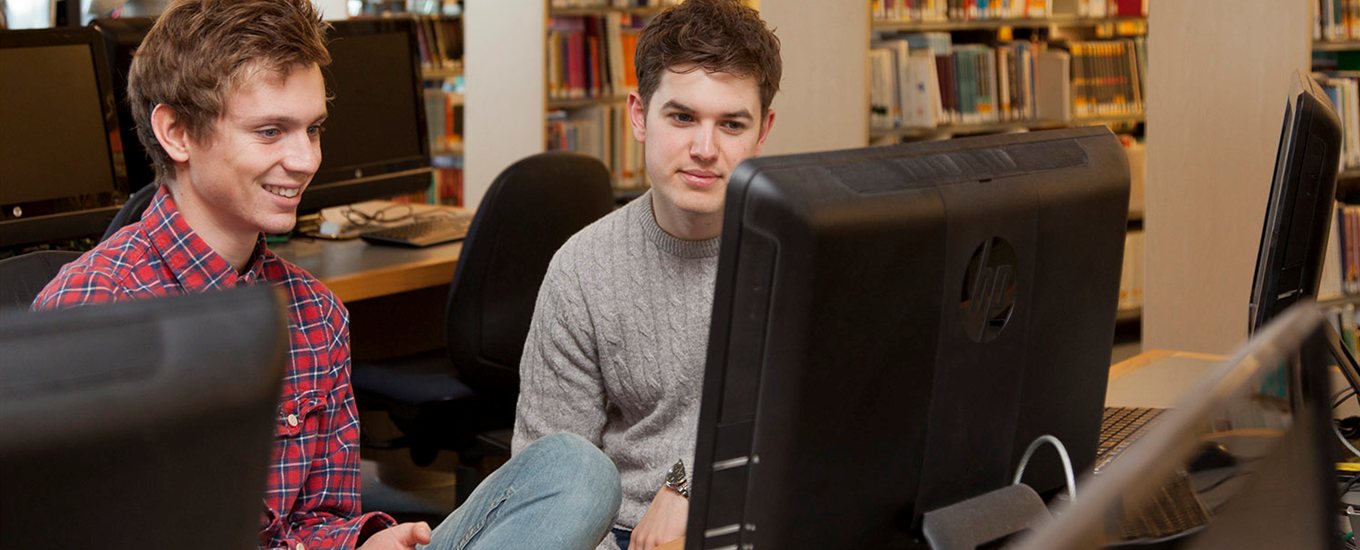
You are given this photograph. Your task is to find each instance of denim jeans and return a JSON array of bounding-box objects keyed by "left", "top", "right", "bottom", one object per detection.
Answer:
[{"left": 419, "top": 432, "right": 622, "bottom": 550}]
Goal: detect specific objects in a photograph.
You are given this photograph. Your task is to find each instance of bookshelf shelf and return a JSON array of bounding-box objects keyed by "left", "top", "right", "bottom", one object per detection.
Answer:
[
  {"left": 421, "top": 65, "right": 463, "bottom": 81},
  {"left": 1314, "top": 40, "right": 1360, "bottom": 52},
  {"left": 547, "top": 95, "right": 630, "bottom": 109},
  {"left": 870, "top": 15, "right": 1146, "bottom": 33},
  {"left": 1116, "top": 306, "right": 1142, "bottom": 323},
  {"left": 870, "top": 114, "right": 1144, "bottom": 139},
  {"left": 549, "top": 6, "right": 666, "bottom": 17}
]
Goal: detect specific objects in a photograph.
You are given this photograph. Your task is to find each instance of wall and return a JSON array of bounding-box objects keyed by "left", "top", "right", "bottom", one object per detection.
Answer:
[
  {"left": 1143, "top": 2, "right": 1311, "bottom": 353},
  {"left": 463, "top": 0, "right": 545, "bottom": 208},
  {"left": 756, "top": 0, "right": 870, "bottom": 156}
]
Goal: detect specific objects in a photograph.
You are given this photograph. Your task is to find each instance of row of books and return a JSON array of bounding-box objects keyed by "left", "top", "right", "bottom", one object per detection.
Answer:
[
  {"left": 1316, "top": 0, "right": 1360, "bottom": 42},
  {"left": 871, "top": 0, "right": 1052, "bottom": 22},
  {"left": 547, "top": 14, "right": 646, "bottom": 101},
  {"left": 549, "top": 0, "right": 678, "bottom": 9},
  {"left": 870, "top": 0, "right": 1144, "bottom": 22},
  {"left": 423, "top": 88, "right": 464, "bottom": 156},
  {"left": 1335, "top": 205, "right": 1360, "bottom": 296},
  {"left": 1314, "top": 72, "right": 1360, "bottom": 171},
  {"left": 546, "top": 105, "right": 646, "bottom": 190},
  {"left": 409, "top": 15, "right": 461, "bottom": 74},
  {"left": 869, "top": 33, "right": 1145, "bottom": 129},
  {"left": 1068, "top": 0, "right": 1144, "bottom": 18}
]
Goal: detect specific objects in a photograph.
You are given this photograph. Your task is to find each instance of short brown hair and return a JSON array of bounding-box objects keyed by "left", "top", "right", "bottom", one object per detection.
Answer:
[
  {"left": 634, "top": 0, "right": 781, "bottom": 115},
  {"left": 127, "top": 0, "right": 330, "bottom": 179}
]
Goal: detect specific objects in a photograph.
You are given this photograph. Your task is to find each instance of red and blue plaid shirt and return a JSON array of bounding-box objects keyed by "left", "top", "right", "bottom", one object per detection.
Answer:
[{"left": 32, "top": 185, "right": 395, "bottom": 549}]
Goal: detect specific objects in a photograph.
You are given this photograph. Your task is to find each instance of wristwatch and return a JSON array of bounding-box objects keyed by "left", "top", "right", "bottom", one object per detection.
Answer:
[{"left": 664, "top": 459, "right": 690, "bottom": 498}]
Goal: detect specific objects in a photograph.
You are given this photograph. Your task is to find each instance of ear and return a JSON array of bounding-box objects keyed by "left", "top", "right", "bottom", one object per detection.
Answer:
[
  {"left": 753, "top": 107, "right": 776, "bottom": 156},
  {"left": 150, "top": 103, "right": 191, "bottom": 163},
  {"left": 627, "top": 91, "right": 647, "bottom": 143}
]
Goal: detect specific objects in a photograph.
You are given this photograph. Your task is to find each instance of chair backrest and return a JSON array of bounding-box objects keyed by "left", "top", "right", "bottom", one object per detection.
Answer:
[
  {"left": 101, "top": 183, "right": 158, "bottom": 242},
  {"left": 446, "top": 152, "right": 615, "bottom": 406},
  {"left": 0, "top": 250, "right": 84, "bottom": 310}
]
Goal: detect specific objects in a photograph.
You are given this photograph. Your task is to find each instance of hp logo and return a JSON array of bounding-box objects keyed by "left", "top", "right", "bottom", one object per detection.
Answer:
[{"left": 960, "top": 237, "right": 1018, "bottom": 343}]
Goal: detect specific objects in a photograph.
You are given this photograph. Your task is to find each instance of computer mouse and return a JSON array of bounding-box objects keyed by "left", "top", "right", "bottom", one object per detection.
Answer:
[{"left": 1188, "top": 442, "right": 1237, "bottom": 472}]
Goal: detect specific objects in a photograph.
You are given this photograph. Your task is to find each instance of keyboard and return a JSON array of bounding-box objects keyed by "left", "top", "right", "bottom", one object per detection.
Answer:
[
  {"left": 1096, "top": 406, "right": 1213, "bottom": 542},
  {"left": 1095, "top": 406, "right": 1165, "bottom": 472},
  {"left": 360, "top": 214, "right": 472, "bottom": 247}
]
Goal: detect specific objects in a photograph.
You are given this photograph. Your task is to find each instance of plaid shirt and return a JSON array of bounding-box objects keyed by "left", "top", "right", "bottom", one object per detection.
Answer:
[{"left": 32, "top": 185, "right": 395, "bottom": 549}]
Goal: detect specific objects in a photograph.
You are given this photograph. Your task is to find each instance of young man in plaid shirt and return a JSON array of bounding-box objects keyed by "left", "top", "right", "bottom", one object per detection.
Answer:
[{"left": 33, "top": 0, "right": 620, "bottom": 548}]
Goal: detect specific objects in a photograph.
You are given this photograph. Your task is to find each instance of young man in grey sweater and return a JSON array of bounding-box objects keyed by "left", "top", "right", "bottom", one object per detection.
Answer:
[{"left": 512, "top": 1, "right": 782, "bottom": 549}]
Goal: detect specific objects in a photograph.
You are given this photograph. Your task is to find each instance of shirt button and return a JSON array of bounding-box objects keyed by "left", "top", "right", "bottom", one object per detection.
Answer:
[
  {"left": 286, "top": 414, "right": 299, "bottom": 427},
  {"left": 296, "top": 543, "right": 305, "bottom": 550}
]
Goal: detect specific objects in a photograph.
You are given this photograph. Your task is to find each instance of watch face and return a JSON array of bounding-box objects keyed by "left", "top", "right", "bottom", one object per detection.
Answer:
[{"left": 667, "top": 461, "right": 686, "bottom": 484}]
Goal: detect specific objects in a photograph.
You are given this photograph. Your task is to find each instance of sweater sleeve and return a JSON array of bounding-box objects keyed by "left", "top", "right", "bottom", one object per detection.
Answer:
[{"left": 513, "top": 248, "right": 610, "bottom": 454}]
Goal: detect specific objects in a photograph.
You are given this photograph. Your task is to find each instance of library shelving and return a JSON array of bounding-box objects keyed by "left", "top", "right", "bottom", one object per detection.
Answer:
[
  {"left": 868, "top": 0, "right": 1147, "bottom": 320},
  {"left": 868, "top": 3, "right": 1147, "bottom": 143},
  {"left": 542, "top": 2, "right": 672, "bottom": 194},
  {"left": 410, "top": 12, "right": 466, "bottom": 206}
]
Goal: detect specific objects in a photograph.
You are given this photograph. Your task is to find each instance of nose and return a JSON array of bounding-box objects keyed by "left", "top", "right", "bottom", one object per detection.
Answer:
[
  {"left": 690, "top": 125, "right": 717, "bottom": 162},
  {"left": 282, "top": 131, "right": 321, "bottom": 177}
]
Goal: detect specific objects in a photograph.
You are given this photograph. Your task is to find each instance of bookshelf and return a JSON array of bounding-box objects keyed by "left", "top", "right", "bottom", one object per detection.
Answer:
[
  {"left": 542, "top": 2, "right": 677, "bottom": 195},
  {"left": 865, "top": 1, "right": 1147, "bottom": 321},
  {"left": 410, "top": 13, "right": 466, "bottom": 206}
]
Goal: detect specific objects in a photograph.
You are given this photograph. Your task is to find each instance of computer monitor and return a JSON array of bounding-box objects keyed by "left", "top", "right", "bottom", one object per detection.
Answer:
[
  {"left": 1012, "top": 303, "right": 1338, "bottom": 549},
  {"left": 1248, "top": 70, "right": 1344, "bottom": 334},
  {"left": 304, "top": 17, "right": 434, "bottom": 213},
  {"left": 686, "top": 126, "right": 1131, "bottom": 548},
  {"left": 90, "top": 16, "right": 434, "bottom": 213},
  {"left": 0, "top": 26, "right": 128, "bottom": 248},
  {"left": 0, "top": 286, "right": 288, "bottom": 549},
  {"left": 91, "top": 16, "right": 156, "bottom": 195}
]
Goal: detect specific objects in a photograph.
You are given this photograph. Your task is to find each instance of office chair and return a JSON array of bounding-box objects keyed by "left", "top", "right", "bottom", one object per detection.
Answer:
[
  {"left": 0, "top": 250, "right": 83, "bottom": 310},
  {"left": 351, "top": 152, "right": 616, "bottom": 504},
  {"left": 101, "top": 183, "right": 158, "bottom": 242}
]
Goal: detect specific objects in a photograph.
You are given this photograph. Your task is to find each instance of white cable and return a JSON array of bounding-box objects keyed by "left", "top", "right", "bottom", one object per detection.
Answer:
[
  {"left": 1013, "top": 434, "right": 1077, "bottom": 503},
  {"left": 1334, "top": 419, "right": 1360, "bottom": 460}
]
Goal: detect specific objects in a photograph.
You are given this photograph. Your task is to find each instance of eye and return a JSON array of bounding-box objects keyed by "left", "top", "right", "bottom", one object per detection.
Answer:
[
  {"left": 721, "top": 120, "right": 748, "bottom": 132},
  {"left": 669, "top": 112, "right": 695, "bottom": 124},
  {"left": 307, "top": 124, "right": 325, "bottom": 137},
  {"left": 257, "top": 128, "right": 282, "bottom": 139}
]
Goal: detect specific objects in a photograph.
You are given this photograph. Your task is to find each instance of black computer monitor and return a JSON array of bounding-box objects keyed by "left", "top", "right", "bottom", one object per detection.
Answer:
[
  {"left": 90, "top": 16, "right": 434, "bottom": 214},
  {"left": 1248, "top": 70, "right": 1344, "bottom": 334},
  {"left": 1012, "top": 303, "right": 1338, "bottom": 549},
  {"left": 0, "top": 286, "right": 288, "bottom": 549},
  {"left": 686, "top": 126, "right": 1131, "bottom": 549},
  {"left": 304, "top": 17, "right": 433, "bottom": 213},
  {"left": 0, "top": 26, "right": 128, "bottom": 248},
  {"left": 91, "top": 16, "right": 156, "bottom": 195}
]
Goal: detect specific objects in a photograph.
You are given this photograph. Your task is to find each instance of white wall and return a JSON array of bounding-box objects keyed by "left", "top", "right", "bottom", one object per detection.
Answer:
[
  {"left": 757, "top": 0, "right": 870, "bottom": 156},
  {"left": 1142, "top": 1, "right": 1311, "bottom": 354},
  {"left": 463, "top": 0, "right": 545, "bottom": 208}
]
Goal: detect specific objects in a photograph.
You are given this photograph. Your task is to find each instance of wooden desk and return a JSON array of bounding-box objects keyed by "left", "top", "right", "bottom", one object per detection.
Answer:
[{"left": 271, "top": 237, "right": 462, "bottom": 303}]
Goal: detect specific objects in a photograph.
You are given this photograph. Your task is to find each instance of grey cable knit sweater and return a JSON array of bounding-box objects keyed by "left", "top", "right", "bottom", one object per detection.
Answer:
[{"left": 512, "top": 191, "right": 719, "bottom": 547}]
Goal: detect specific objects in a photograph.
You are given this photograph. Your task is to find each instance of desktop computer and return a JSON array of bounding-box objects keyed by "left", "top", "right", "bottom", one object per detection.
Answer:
[
  {"left": 686, "top": 126, "right": 1131, "bottom": 548},
  {"left": 0, "top": 287, "right": 288, "bottom": 549}
]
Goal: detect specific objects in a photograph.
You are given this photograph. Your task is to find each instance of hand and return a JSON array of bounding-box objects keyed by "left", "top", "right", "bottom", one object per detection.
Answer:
[
  {"left": 357, "top": 522, "right": 432, "bottom": 550},
  {"left": 629, "top": 486, "right": 688, "bottom": 550}
]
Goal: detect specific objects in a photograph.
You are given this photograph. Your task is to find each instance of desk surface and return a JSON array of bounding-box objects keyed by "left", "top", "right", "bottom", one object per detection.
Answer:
[{"left": 271, "top": 237, "right": 462, "bottom": 303}]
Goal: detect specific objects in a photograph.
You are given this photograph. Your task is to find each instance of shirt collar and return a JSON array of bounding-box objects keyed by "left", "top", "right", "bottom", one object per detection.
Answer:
[{"left": 142, "top": 185, "right": 270, "bottom": 290}]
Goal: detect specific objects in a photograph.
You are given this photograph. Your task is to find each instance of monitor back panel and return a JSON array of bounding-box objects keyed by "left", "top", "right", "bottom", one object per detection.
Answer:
[{"left": 690, "top": 127, "right": 1130, "bottom": 549}]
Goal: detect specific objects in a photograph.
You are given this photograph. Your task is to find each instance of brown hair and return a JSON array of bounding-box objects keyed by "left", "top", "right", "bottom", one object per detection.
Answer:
[
  {"left": 127, "top": 0, "right": 330, "bottom": 179},
  {"left": 634, "top": 0, "right": 782, "bottom": 115}
]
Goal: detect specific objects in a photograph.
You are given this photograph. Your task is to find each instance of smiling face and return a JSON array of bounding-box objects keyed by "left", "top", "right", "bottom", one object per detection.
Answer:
[
  {"left": 163, "top": 62, "right": 327, "bottom": 258},
  {"left": 629, "top": 66, "right": 775, "bottom": 240}
]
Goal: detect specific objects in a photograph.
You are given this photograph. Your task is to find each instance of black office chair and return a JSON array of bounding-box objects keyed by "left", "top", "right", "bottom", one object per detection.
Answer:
[
  {"left": 101, "top": 183, "right": 159, "bottom": 242},
  {"left": 351, "top": 152, "right": 616, "bottom": 504},
  {"left": 0, "top": 250, "right": 84, "bottom": 310}
]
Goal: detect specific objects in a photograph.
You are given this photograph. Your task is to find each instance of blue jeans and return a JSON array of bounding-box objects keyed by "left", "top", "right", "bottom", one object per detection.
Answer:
[
  {"left": 612, "top": 527, "right": 632, "bottom": 550},
  {"left": 419, "top": 433, "right": 622, "bottom": 550}
]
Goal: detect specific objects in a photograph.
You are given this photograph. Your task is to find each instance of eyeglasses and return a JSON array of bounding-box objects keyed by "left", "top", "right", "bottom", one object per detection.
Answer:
[{"left": 340, "top": 203, "right": 413, "bottom": 227}]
